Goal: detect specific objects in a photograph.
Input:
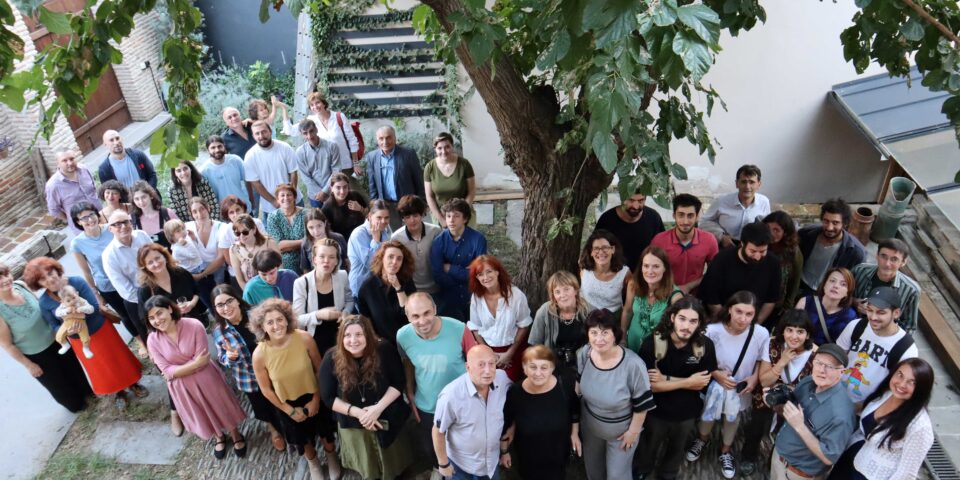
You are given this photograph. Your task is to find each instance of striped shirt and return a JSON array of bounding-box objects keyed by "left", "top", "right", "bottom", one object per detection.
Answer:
[{"left": 851, "top": 263, "right": 921, "bottom": 333}]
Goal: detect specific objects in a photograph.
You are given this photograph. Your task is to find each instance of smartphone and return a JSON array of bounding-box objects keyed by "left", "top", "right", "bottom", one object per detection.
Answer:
[
  {"left": 735, "top": 381, "right": 749, "bottom": 393},
  {"left": 379, "top": 419, "right": 390, "bottom": 431}
]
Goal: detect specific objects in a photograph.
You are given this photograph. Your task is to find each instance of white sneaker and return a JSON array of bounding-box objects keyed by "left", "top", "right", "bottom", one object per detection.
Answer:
[
  {"left": 718, "top": 452, "right": 736, "bottom": 479},
  {"left": 82, "top": 346, "right": 94, "bottom": 358},
  {"left": 57, "top": 343, "right": 71, "bottom": 355}
]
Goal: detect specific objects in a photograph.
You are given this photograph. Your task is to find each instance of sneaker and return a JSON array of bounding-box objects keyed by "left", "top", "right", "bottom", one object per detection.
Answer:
[
  {"left": 82, "top": 346, "right": 94, "bottom": 358},
  {"left": 58, "top": 343, "right": 71, "bottom": 355},
  {"left": 685, "top": 438, "right": 707, "bottom": 462},
  {"left": 718, "top": 452, "right": 736, "bottom": 479},
  {"left": 740, "top": 460, "right": 756, "bottom": 475}
]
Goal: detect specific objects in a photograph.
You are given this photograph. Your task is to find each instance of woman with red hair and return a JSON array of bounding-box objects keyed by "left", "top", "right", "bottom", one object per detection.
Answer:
[{"left": 466, "top": 255, "right": 532, "bottom": 381}]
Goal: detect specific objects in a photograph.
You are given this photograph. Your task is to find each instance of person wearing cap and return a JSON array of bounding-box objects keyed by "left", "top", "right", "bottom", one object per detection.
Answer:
[
  {"left": 851, "top": 238, "right": 921, "bottom": 334},
  {"left": 768, "top": 343, "right": 856, "bottom": 480},
  {"left": 835, "top": 286, "right": 918, "bottom": 404}
]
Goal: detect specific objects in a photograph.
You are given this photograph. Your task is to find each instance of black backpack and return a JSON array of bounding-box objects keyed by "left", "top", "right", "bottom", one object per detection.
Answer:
[{"left": 849, "top": 319, "right": 915, "bottom": 368}]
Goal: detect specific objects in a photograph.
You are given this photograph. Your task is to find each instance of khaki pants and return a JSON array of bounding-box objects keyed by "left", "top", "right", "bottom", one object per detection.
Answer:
[{"left": 770, "top": 453, "right": 823, "bottom": 480}]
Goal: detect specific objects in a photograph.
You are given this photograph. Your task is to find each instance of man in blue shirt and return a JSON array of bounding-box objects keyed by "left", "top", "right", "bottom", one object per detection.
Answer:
[
  {"left": 97, "top": 130, "right": 157, "bottom": 191},
  {"left": 431, "top": 198, "right": 487, "bottom": 321},
  {"left": 769, "top": 343, "right": 855, "bottom": 479},
  {"left": 365, "top": 126, "right": 425, "bottom": 230},
  {"left": 242, "top": 250, "right": 297, "bottom": 306},
  {"left": 202, "top": 135, "right": 254, "bottom": 210}
]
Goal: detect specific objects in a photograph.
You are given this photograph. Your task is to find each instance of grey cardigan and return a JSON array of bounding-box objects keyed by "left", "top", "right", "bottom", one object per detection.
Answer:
[
  {"left": 292, "top": 269, "right": 354, "bottom": 335},
  {"left": 529, "top": 301, "right": 594, "bottom": 349}
]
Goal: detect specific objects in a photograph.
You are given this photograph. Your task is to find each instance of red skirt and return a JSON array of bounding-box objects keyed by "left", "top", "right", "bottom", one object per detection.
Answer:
[
  {"left": 68, "top": 322, "right": 142, "bottom": 395},
  {"left": 491, "top": 344, "right": 526, "bottom": 382}
]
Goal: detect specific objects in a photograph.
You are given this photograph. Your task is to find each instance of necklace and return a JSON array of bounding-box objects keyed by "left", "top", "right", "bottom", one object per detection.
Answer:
[{"left": 559, "top": 309, "right": 576, "bottom": 326}]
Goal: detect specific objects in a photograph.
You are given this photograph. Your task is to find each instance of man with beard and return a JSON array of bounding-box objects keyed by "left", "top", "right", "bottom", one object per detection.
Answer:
[
  {"left": 594, "top": 190, "right": 665, "bottom": 271},
  {"left": 700, "top": 221, "right": 781, "bottom": 325},
  {"left": 635, "top": 296, "right": 717, "bottom": 480},
  {"left": 798, "top": 198, "right": 865, "bottom": 294},
  {"left": 97, "top": 130, "right": 157, "bottom": 190},
  {"left": 701, "top": 164, "right": 770, "bottom": 248},
  {"left": 201, "top": 135, "right": 253, "bottom": 210},
  {"left": 46, "top": 150, "right": 101, "bottom": 233},
  {"left": 651, "top": 193, "right": 718, "bottom": 295},
  {"left": 243, "top": 121, "right": 300, "bottom": 218}
]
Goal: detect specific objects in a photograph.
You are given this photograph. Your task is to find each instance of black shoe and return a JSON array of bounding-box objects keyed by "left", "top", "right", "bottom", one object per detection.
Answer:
[
  {"left": 213, "top": 436, "right": 227, "bottom": 460},
  {"left": 633, "top": 473, "right": 649, "bottom": 480},
  {"left": 233, "top": 434, "right": 247, "bottom": 458}
]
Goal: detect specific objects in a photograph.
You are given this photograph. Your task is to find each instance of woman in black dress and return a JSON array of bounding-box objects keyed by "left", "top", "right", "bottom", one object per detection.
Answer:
[
  {"left": 136, "top": 244, "right": 208, "bottom": 324},
  {"left": 292, "top": 238, "right": 354, "bottom": 356},
  {"left": 357, "top": 240, "right": 416, "bottom": 344},
  {"left": 501, "top": 345, "right": 581, "bottom": 479}
]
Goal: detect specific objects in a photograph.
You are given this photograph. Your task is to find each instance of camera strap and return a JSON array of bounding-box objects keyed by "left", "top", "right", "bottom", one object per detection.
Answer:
[
  {"left": 813, "top": 296, "right": 833, "bottom": 343},
  {"left": 731, "top": 323, "right": 755, "bottom": 378}
]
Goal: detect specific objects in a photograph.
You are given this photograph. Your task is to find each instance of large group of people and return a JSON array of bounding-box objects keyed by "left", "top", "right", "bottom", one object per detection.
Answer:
[{"left": 5, "top": 97, "right": 935, "bottom": 480}]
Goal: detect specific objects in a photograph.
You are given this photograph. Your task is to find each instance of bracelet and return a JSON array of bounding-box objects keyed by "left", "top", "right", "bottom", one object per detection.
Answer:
[
  {"left": 438, "top": 461, "right": 450, "bottom": 469},
  {"left": 288, "top": 406, "right": 296, "bottom": 416},
  {"left": 347, "top": 405, "right": 353, "bottom": 416},
  {"left": 500, "top": 449, "right": 509, "bottom": 455}
]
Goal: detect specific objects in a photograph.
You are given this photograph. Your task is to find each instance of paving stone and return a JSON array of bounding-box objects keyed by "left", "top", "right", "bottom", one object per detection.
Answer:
[
  {"left": 134, "top": 374, "right": 171, "bottom": 406},
  {"left": 91, "top": 421, "right": 186, "bottom": 465},
  {"left": 505, "top": 200, "right": 524, "bottom": 248},
  {"left": 474, "top": 203, "right": 494, "bottom": 225}
]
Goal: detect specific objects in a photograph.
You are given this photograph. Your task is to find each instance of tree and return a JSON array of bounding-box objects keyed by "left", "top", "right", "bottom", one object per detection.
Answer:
[{"left": 0, "top": 0, "right": 959, "bottom": 306}]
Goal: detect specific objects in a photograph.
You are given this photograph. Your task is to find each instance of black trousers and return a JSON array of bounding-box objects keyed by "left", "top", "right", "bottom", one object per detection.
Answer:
[
  {"left": 26, "top": 342, "right": 93, "bottom": 412},
  {"left": 741, "top": 407, "right": 775, "bottom": 461},
  {"left": 121, "top": 299, "right": 149, "bottom": 343},
  {"left": 635, "top": 415, "right": 695, "bottom": 479}
]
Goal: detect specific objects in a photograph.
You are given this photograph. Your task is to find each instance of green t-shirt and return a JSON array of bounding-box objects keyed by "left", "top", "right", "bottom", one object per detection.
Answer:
[
  {"left": 0, "top": 283, "right": 54, "bottom": 355},
  {"left": 425, "top": 158, "right": 475, "bottom": 206},
  {"left": 396, "top": 317, "right": 467, "bottom": 413}
]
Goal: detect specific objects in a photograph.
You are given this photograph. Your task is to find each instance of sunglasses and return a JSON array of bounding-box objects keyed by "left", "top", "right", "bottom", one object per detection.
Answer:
[{"left": 235, "top": 230, "right": 251, "bottom": 236}]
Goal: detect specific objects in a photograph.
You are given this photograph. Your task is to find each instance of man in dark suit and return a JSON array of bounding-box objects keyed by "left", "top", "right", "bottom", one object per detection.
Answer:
[
  {"left": 365, "top": 125, "right": 425, "bottom": 229},
  {"left": 97, "top": 130, "right": 158, "bottom": 191}
]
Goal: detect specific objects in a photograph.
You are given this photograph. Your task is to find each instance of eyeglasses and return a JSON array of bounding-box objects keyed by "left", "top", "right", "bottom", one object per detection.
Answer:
[
  {"left": 78, "top": 213, "right": 98, "bottom": 223},
  {"left": 214, "top": 297, "right": 237, "bottom": 310},
  {"left": 813, "top": 360, "right": 844, "bottom": 372},
  {"left": 592, "top": 246, "right": 613, "bottom": 253},
  {"left": 235, "top": 230, "right": 251, "bottom": 236},
  {"left": 109, "top": 220, "right": 132, "bottom": 228}
]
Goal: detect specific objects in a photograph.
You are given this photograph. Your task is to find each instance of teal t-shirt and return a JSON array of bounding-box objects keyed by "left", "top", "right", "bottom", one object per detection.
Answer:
[{"left": 396, "top": 316, "right": 467, "bottom": 413}]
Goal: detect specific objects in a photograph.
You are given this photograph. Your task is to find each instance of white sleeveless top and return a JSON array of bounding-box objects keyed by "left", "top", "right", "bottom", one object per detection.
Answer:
[{"left": 580, "top": 267, "right": 629, "bottom": 312}]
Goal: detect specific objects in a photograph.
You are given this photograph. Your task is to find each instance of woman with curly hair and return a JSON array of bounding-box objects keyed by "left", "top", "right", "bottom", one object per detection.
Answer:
[
  {"left": 357, "top": 240, "right": 416, "bottom": 344},
  {"left": 318, "top": 315, "right": 413, "bottom": 480},
  {"left": 764, "top": 211, "right": 803, "bottom": 318},
  {"left": 467, "top": 255, "right": 532, "bottom": 381},
  {"left": 168, "top": 160, "right": 220, "bottom": 221}
]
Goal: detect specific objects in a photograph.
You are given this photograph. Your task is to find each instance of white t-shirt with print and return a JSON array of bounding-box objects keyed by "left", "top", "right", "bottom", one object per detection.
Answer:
[{"left": 836, "top": 319, "right": 919, "bottom": 403}]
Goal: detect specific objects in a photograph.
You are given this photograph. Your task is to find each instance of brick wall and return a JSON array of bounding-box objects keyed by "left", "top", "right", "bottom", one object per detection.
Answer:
[{"left": 112, "top": 9, "right": 165, "bottom": 121}]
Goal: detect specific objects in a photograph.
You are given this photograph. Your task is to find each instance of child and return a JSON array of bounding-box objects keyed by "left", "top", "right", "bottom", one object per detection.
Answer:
[
  {"left": 164, "top": 219, "right": 207, "bottom": 275},
  {"left": 54, "top": 285, "right": 94, "bottom": 358}
]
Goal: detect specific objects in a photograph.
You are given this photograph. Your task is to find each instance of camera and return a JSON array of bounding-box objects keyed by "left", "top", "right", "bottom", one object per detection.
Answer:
[{"left": 764, "top": 383, "right": 796, "bottom": 407}]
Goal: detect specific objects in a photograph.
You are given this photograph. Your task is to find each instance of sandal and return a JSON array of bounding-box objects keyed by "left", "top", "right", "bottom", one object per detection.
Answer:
[
  {"left": 271, "top": 431, "right": 286, "bottom": 451},
  {"left": 170, "top": 411, "right": 184, "bottom": 437},
  {"left": 233, "top": 434, "right": 247, "bottom": 458},
  {"left": 213, "top": 436, "right": 227, "bottom": 460},
  {"left": 129, "top": 383, "right": 149, "bottom": 399}
]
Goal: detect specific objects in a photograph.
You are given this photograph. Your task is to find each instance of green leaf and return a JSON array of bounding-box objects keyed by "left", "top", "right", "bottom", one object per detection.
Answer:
[
  {"left": 149, "top": 128, "right": 167, "bottom": 155},
  {"left": 536, "top": 30, "right": 571, "bottom": 70},
  {"left": 259, "top": 0, "right": 271, "bottom": 23},
  {"left": 672, "top": 31, "right": 712, "bottom": 81},
  {"left": 0, "top": 85, "right": 26, "bottom": 111},
  {"left": 854, "top": 0, "right": 872, "bottom": 7},
  {"left": 39, "top": 7, "right": 72, "bottom": 35},
  {"left": 617, "top": 175, "right": 636, "bottom": 204},
  {"left": 670, "top": 162, "right": 688, "bottom": 180},
  {"left": 677, "top": 4, "right": 721, "bottom": 44},
  {"left": 651, "top": 3, "right": 678, "bottom": 27},
  {"left": 596, "top": 5, "right": 638, "bottom": 48},
  {"left": 412, "top": 5, "right": 433, "bottom": 32},
  {"left": 900, "top": 16, "right": 925, "bottom": 42},
  {"left": 546, "top": 218, "right": 561, "bottom": 241},
  {"left": 591, "top": 132, "right": 618, "bottom": 172},
  {"left": 467, "top": 33, "right": 495, "bottom": 65}
]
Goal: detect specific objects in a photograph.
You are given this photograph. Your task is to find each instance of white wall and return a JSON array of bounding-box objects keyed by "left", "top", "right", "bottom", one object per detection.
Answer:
[{"left": 451, "top": 1, "right": 891, "bottom": 201}]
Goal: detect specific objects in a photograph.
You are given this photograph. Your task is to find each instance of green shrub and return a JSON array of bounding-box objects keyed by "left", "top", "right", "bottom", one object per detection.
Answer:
[{"left": 197, "top": 65, "right": 254, "bottom": 145}]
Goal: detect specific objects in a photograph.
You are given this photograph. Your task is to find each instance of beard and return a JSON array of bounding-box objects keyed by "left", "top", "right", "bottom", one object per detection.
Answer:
[
  {"left": 625, "top": 207, "right": 641, "bottom": 217},
  {"left": 210, "top": 150, "right": 225, "bottom": 160}
]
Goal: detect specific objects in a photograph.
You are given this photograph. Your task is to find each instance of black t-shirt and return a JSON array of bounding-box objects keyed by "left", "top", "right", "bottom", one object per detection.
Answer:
[
  {"left": 699, "top": 248, "right": 782, "bottom": 306},
  {"left": 357, "top": 276, "right": 416, "bottom": 344},
  {"left": 313, "top": 289, "right": 338, "bottom": 355},
  {"left": 234, "top": 316, "right": 259, "bottom": 351},
  {"left": 594, "top": 206, "right": 665, "bottom": 271},
  {"left": 638, "top": 334, "right": 718, "bottom": 421},
  {"left": 221, "top": 125, "right": 256, "bottom": 158},
  {"left": 138, "top": 266, "right": 208, "bottom": 324},
  {"left": 322, "top": 192, "right": 368, "bottom": 240},
  {"left": 503, "top": 378, "right": 579, "bottom": 479}
]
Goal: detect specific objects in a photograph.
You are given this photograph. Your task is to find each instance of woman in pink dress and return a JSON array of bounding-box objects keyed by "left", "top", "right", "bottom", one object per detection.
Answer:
[{"left": 144, "top": 295, "right": 248, "bottom": 459}]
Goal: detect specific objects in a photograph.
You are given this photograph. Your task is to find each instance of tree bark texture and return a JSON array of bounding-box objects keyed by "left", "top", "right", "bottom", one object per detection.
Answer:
[{"left": 422, "top": 0, "right": 614, "bottom": 307}]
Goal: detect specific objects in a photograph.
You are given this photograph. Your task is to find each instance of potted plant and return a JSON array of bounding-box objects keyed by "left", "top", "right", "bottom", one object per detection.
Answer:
[{"left": 0, "top": 136, "right": 14, "bottom": 159}]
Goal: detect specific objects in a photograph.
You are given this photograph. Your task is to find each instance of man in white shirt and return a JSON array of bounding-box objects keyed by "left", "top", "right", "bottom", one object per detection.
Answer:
[
  {"left": 836, "top": 286, "right": 918, "bottom": 404},
  {"left": 101, "top": 210, "right": 153, "bottom": 348},
  {"left": 701, "top": 164, "right": 771, "bottom": 248},
  {"left": 243, "top": 120, "right": 300, "bottom": 217}
]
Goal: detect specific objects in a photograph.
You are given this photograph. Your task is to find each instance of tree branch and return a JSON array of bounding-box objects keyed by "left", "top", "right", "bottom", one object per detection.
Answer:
[{"left": 901, "top": 0, "right": 960, "bottom": 44}]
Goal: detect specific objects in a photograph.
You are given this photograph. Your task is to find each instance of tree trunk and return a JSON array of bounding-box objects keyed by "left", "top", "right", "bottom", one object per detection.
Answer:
[{"left": 422, "top": 0, "right": 614, "bottom": 307}]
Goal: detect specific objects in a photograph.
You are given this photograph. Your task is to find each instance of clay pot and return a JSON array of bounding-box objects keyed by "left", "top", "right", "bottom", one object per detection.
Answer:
[{"left": 849, "top": 206, "right": 875, "bottom": 246}]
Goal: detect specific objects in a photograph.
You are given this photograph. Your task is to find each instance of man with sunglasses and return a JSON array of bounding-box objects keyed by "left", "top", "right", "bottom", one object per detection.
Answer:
[
  {"left": 102, "top": 211, "right": 153, "bottom": 344},
  {"left": 768, "top": 343, "right": 855, "bottom": 479}
]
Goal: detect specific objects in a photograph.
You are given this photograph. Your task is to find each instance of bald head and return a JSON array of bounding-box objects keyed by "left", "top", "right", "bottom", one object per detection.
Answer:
[
  {"left": 466, "top": 345, "right": 497, "bottom": 389},
  {"left": 102, "top": 130, "right": 124, "bottom": 157},
  {"left": 222, "top": 107, "right": 243, "bottom": 130},
  {"left": 405, "top": 293, "right": 441, "bottom": 338},
  {"left": 107, "top": 210, "right": 133, "bottom": 242}
]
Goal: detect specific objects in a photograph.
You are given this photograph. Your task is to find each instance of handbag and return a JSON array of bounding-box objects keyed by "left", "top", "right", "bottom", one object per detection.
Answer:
[{"left": 101, "top": 305, "right": 122, "bottom": 324}]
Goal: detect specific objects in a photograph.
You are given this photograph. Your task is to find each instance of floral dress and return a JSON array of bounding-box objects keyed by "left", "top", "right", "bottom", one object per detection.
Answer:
[{"left": 266, "top": 208, "right": 306, "bottom": 273}]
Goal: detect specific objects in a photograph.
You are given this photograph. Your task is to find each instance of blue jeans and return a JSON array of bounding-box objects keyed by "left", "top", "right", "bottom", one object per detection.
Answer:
[
  {"left": 309, "top": 198, "right": 323, "bottom": 208},
  {"left": 449, "top": 461, "right": 499, "bottom": 480}
]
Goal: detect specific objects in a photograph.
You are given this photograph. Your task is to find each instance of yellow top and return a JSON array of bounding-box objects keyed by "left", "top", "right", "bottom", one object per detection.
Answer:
[{"left": 260, "top": 334, "right": 317, "bottom": 403}]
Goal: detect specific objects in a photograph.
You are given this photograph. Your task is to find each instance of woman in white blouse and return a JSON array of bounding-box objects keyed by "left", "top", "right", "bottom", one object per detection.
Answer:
[
  {"left": 578, "top": 230, "right": 631, "bottom": 317},
  {"left": 184, "top": 198, "right": 228, "bottom": 312},
  {"left": 466, "top": 255, "right": 531, "bottom": 381},
  {"left": 833, "top": 357, "right": 934, "bottom": 480}
]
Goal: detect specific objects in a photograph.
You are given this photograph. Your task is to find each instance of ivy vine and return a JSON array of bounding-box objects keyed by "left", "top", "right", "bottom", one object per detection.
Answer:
[{"left": 306, "top": 1, "right": 464, "bottom": 134}]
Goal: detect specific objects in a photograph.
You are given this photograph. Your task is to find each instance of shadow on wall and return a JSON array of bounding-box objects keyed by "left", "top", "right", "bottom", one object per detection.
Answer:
[{"left": 197, "top": 0, "right": 298, "bottom": 72}]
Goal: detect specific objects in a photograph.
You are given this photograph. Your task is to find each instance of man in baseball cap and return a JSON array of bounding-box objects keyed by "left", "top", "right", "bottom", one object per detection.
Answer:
[
  {"left": 770, "top": 342, "right": 855, "bottom": 479},
  {"left": 835, "top": 286, "right": 918, "bottom": 404}
]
